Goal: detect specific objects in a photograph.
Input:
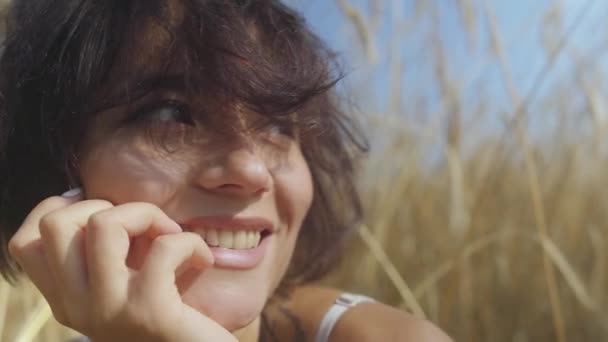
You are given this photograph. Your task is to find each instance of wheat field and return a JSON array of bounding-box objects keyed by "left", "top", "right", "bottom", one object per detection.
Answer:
[{"left": 2, "top": 1, "right": 608, "bottom": 341}]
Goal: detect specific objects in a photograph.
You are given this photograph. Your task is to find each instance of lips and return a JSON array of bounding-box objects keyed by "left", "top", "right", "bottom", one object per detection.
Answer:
[{"left": 178, "top": 216, "right": 275, "bottom": 269}]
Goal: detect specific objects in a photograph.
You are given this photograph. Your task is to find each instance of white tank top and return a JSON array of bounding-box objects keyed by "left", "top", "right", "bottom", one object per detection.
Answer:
[{"left": 314, "top": 292, "right": 376, "bottom": 342}]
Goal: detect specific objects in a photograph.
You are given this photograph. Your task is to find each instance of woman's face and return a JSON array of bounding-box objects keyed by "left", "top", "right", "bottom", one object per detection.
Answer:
[{"left": 77, "top": 90, "right": 314, "bottom": 331}]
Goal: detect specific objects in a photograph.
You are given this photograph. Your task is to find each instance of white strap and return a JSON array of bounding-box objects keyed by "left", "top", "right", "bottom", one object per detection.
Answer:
[{"left": 314, "top": 293, "right": 375, "bottom": 342}]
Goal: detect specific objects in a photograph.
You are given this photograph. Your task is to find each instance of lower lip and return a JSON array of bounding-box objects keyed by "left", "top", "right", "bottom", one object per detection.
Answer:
[{"left": 207, "top": 234, "right": 272, "bottom": 270}]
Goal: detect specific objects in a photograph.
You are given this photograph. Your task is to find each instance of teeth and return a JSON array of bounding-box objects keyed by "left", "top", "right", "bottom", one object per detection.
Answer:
[
  {"left": 218, "top": 231, "right": 233, "bottom": 248},
  {"left": 248, "top": 231, "right": 255, "bottom": 247},
  {"left": 234, "top": 231, "right": 247, "bottom": 249},
  {"left": 254, "top": 231, "right": 261, "bottom": 246},
  {"left": 206, "top": 229, "right": 219, "bottom": 247},
  {"left": 192, "top": 229, "right": 262, "bottom": 249}
]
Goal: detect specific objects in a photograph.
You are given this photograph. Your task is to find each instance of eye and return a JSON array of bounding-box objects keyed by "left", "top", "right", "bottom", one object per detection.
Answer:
[{"left": 125, "top": 100, "right": 194, "bottom": 125}]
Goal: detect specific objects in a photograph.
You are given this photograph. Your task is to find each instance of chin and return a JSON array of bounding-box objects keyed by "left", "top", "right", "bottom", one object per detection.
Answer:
[{"left": 178, "top": 269, "right": 272, "bottom": 331}]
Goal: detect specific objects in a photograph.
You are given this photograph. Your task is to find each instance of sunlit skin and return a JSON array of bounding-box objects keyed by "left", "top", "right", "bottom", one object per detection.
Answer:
[{"left": 77, "top": 94, "right": 313, "bottom": 339}]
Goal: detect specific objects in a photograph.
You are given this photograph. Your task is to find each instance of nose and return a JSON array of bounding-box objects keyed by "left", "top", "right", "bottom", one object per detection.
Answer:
[{"left": 194, "top": 145, "right": 271, "bottom": 197}]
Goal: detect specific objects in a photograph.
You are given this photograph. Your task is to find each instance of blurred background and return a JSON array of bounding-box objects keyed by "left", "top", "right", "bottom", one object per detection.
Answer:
[{"left": 2, "top": 0, "right": 608, "bottom": 341}]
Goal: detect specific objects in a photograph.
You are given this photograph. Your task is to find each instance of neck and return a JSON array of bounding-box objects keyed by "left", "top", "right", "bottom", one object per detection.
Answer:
[{"left": 233, "top": 316, "right": 261, "bottom": 342}]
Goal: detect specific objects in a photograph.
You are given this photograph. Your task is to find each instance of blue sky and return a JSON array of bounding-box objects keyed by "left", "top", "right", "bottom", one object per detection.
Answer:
[{"left": 285, "top": 0, "right": 606, "bottom": 142}]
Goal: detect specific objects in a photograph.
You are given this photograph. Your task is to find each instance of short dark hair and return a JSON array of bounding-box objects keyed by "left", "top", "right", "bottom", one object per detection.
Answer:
[{"left": 0, "top": 0, "right": 367, "bottom": 290}]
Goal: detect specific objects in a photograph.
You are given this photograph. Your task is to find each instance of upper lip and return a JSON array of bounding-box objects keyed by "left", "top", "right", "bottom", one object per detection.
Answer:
[{"left": 178, "top": 216, "right": 275, "bottom": 233}]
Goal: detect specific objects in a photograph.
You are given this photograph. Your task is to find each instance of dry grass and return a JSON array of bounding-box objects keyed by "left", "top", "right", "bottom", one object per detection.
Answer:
[
  {"left": 324, "top": 1, "right": 607, "bottom": 341},
  {"left": 1, "top": 0, "right": 608, "bottom": 341}
]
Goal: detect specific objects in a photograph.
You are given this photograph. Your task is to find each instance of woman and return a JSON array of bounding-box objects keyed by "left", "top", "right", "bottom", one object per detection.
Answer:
[{"left": 0, "top": 0, "right": 451, "bottom": 341}]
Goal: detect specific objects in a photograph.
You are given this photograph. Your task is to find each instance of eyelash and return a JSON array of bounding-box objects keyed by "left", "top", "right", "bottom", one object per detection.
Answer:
[
  {"left": 122, "top": 100, "right": 294, "bottom": 141},
  {"left": 124, "top": 100, "right": 195, "bottom": 126}
]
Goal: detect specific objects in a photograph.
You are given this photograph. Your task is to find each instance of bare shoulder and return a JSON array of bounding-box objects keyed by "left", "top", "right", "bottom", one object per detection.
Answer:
[
  {"left": 285, "top": 286, "right": 453, "bottom": 342},
  {"left": 331, "top": 298, "right": 453, "bottom": 342}
]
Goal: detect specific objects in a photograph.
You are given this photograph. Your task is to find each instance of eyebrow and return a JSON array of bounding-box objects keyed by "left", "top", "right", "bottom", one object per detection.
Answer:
[
  {"left": 118, "top": 74, "right": 188, "bottom": 100},
  {"left": 92, "top": 74, "right": 189, "bottom": 113}
]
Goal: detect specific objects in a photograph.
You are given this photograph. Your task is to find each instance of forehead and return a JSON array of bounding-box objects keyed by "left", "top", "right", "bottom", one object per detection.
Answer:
[
  {"left": 94, "top": 3, "right": 186, "bottom": 105},
  {"left": 94, "top": 2, "right": 268, "bottom": 112},
  {"left": 81, "top": 0, "right": 322, "bottom": 129}
]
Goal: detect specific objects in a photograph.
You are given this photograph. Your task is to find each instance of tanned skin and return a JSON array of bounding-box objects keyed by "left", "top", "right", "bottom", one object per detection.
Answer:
[{"left": 261, "top": 286, "right": 453, "bottom": 342}]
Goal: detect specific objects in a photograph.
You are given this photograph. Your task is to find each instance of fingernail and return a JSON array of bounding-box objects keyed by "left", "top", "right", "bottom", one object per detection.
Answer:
[{"left": 61, "top": 187, "right": 83, "bottom": 198}]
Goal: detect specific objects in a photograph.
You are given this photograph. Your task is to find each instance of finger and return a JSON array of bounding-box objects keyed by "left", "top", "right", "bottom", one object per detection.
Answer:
[
  {"left": 9, "top": 194, "right": 81, "bottom": 263},
  {"left": 8, "top": 194, "right": 83, "bottom": 305},
  {"left": 137, "top": 232, "right": 213, "bottom": 298},
  {"left": 39, "top": 200, "right": 114, "bottom": 299},
  {"left": 85, "top": 202, "right": 182, "bottom": 306}
]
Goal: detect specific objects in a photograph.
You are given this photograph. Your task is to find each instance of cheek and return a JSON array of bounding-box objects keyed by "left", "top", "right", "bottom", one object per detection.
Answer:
[
  {"left": 274, "top": 151, "right": 313, "bottom": 232},
  {"left": 271, "top": 149, "right": 313, "bottom": 285},
  {"left": 79, "top": 141, "right": 190, "bottom": 203}
]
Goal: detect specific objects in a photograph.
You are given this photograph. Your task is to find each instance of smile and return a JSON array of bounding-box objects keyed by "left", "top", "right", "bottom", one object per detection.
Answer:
[
  {"left": 190, "top": 229, "right": 270, "bottom": 250},
  {"left": 179, "top": 216, "right": 275, "bottom": 269}
]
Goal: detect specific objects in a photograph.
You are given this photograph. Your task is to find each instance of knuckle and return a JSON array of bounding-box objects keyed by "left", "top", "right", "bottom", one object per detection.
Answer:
[
  {"left": 39, "top": 212, "right": 59, "bottom": 229},
  {"left": 87, "top": 211, "right": 115, "bottom": 230},
  {"left": 7, "top": 237, "right": 24, "bottom": 259},
  {"left": 7, "top": 231, "right": 24, "bottom": 251},
  {"left": 6, "top": 238, "right": 35, "bottom": 263},
  {"left": 84, "top": 199, "right": 115, "bottom": 213},
  {"left": 129, "top": 202, "right": 162, "bottom": 216},
  {"left": 134, "top": 202, "right": 157, "bottom": 210},
  {"left": 88, "top": 199, "right": 114, "bottom": 208},
  {"left": 38, "top": 213, "right": 63, "bottom": 237},
  {"left": 183, "top": 231, "right": 203, "bottom": 243},
  {"left": 39, "top": 196, "right": 70, "bottom": 209},
  {"left": 150, "top": 235, "right": 174, "bottom": 254}
]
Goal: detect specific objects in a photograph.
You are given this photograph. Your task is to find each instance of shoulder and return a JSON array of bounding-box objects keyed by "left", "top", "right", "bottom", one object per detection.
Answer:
[
  {"left": 330, "top": 298, "right": 453, "bottom": 342},
  {"left": 282, "top": 286, "right": 452, "bottom": 342}
]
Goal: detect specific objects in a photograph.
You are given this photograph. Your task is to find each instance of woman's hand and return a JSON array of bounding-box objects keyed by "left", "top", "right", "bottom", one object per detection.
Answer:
[{"left": 8, "top": 191, "right": 237, "bottom": 342}]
